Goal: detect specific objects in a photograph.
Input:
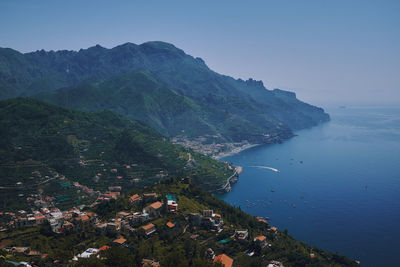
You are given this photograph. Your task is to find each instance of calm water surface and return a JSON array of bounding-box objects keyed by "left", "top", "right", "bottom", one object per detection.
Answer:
[{"left": 218, "top": 107, "right": 400, "bottom": 267}]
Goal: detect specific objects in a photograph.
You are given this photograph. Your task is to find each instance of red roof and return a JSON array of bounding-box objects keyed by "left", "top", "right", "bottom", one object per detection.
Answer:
[
  {"left": 113, "top": 238, "right": 127, "bottom": 245},
  {"left": 214, "top": 254, "right": 233, "bottom": 267},
  {"left": 255, "top": 235, "right": 266, "bottom": 241},
  {"left": 142, "top": 223, "right": 155, "bottom": 231},
  {"left": 149, "top": 201, "right": 163, "bottom": 210},
  {"left": 99, "top": 245, "right": 110, "bottom": 251},
  {"left": 166, "top": 222, "right": 175, "bottom": 228},
  {"left": 130, "top": 194, "right": 140, "bottom": 201}
]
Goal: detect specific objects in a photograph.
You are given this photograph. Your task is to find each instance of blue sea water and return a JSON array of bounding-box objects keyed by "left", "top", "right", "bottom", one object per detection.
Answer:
[{"left": 218, "top": 107, "right": 400, "bottom": 267}]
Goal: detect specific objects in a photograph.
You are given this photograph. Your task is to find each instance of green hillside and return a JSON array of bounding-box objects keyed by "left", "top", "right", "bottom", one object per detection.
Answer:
[{"left": 0, "top": 98, "right": 235, "bottom": 210}]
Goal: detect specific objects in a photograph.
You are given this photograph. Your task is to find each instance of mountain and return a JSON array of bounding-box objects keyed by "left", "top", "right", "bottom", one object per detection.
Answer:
[
  {"left": 0, "top": 42, "right": 329, "bottom": 144},
  {"left": 0, "top": 98, "right": 235, "bottom": 210}
]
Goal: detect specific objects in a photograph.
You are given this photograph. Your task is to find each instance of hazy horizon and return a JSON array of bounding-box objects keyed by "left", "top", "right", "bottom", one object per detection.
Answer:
[{"left": 1, "top": 0, "right": 399, "bottom": 107}]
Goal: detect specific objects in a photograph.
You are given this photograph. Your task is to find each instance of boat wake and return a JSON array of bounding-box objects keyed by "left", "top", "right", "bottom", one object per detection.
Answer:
[{"left": 250, "top": 165, "right": 280, "bottom": 173}]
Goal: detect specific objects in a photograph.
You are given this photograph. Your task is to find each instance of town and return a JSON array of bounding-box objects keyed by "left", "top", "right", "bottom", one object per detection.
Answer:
[{"left": 0, "top": 178, "right": 288, "bottom": 267}]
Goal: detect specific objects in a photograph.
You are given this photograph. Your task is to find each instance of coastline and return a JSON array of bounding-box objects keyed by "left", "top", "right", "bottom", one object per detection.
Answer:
[{"left": 212, "top": 143, "right": 260, "bottom": 160}]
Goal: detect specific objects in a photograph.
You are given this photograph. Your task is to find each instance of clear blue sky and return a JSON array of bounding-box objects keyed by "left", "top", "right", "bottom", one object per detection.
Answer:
[{"left": 1, "top": 0, "right": 399, "bottom": 106}]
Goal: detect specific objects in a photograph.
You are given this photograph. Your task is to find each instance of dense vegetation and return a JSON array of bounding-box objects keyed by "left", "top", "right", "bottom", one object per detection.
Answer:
[
  {"left": 0, "top": 98, "right": 234, "bottom": 210},
  {"left": 1, "top": 179, "right": 358, "bottom": 267},
  {"left": 0, "top": 41, "right": 329, "bottom": 143}
]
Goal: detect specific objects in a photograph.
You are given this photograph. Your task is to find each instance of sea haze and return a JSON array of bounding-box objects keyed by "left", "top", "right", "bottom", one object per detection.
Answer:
[{"left": 218, "top": 106, "right": 400, "bottom": 267}]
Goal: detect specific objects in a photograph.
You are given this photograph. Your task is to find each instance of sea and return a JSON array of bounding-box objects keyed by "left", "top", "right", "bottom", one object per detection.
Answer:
[{"left": 217, "top": 106, "right": 400, "bottom": 267}]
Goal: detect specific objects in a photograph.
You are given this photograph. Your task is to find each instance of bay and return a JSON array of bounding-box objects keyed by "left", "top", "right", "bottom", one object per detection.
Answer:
[{"left": 218, "top": 106, "right": 400, "bottom": 267}]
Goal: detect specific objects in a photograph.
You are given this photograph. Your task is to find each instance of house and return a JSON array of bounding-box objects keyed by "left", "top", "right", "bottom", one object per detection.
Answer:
[
  {"left": 142, "top": 223, "right": 156, "bottom": 236},
  {"left": 113, "top": 237, "right": 127, "bottom": 246},
  {"left": 74, "top": 248, "right": 99, "bottom": 260},
  {"left": 257, "top": 217, "right": 268, "bottom": 224},
  {"left": 98, "top": 245, "right": 110, "bottom": 252},
  {"left": 129, "top": 194, "right": 141, "bottom": 204},
  {"left": 203, "top": 210, "right": 213, "bottom": 218},
  {"left": 166, "top": 194, "right": 178, "bottom": 212},
  {"left": 205, "top": 248, "right": 215, "bottom": 260},
  {"left": 74, "top": 215, "right": 90, "bottom": 232},
  {"left": 214, "top": 254, "right": 233, "bottom": 267},
  {"left": 96, "top": 222, "right": 108, "bottom": 235},
  {"left": 269, "top": 226, "right": 278, "bottom": 233},
  {"left": 254, "top": 235, "right": 267, "bottom": 247},
  {"left": 143, "top": 201, "right": 163, "bottom": 219},
  {"left": 142, "top": 259, "right": 160, "bottom": 267},
  {"left": 166, "top": 221, "right": 175, "bottom": 229},
  {"left": 35, "top": 215, "right": 46, "bottom": 225},
  {"left": 267, "top": 260, "right": 284, "bottom": 267},
  {"left": 117, "top": 211, "right": 130, "bottom": 218},
  {"left": 235, "top": 229, "right": 249, "bottom": 240}
]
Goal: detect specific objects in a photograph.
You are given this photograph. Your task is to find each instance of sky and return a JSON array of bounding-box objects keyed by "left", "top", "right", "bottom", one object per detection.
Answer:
[{"left": 1, "top": 0, "right": 399, "bottom": 107}]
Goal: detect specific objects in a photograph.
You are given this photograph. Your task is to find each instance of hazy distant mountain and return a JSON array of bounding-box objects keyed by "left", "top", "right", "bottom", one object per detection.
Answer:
[{"left": 0, "top": 42, "right": 329, "bottom": 143}]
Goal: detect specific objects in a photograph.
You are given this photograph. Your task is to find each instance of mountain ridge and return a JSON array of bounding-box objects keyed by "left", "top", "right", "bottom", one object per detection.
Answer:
[{"left": 0, "top": 41, "right": 329, "bottom": 145}]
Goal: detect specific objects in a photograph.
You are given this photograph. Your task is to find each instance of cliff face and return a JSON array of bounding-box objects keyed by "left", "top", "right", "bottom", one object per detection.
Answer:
[{"left": 0, "top": 42, "right": 329, "bottom": 144}]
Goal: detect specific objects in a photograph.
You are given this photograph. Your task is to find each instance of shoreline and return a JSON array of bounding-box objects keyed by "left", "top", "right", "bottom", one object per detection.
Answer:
[{"left": 212, "top": 143, "right": 260, "bottom": 160}]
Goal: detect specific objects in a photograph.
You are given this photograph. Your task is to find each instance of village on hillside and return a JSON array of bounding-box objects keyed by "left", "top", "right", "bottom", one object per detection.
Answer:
[{"left": 0, "top": 179, "right": 286, "bottom": 267}]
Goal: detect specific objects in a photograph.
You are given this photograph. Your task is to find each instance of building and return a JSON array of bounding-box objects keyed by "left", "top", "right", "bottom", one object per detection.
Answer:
[
  {"left": 74, "top": 215, "right": 90, "bottom": 232},
  {"left": 143, "top": 201, "right": 163, "bottom": 219},
  {"left": 142, "top": 259, "right": 160, "bottom": 267},
  {"left": 269, "top": 226, "right": 278, "bottom": 233},
  {"left": 74, "top": 248, "right": 99, "bottom": 260},
  {"left": 267, "top": 260, "right": 284, "bottom": 267},
  {"left": 214, "top": 254, "right": 233, "bottom": 267},
  {"left": 166, "top": 221, "right": 175, "bottom": 229},
  {"left": 254, "top": 235, "right": 267, "bottom": 247},
  {"left": 166, "top": 194, "right": 178, "bottom": 212},
  {"left": 205, "top": 248, "right": 215, "bottom": 260},
  {"left": 203, "top": 210, "right": 213, "bottom": 218},
  {"left": 98, "top": 245, "right": 110, "bottom": 252},
  {"left": 113, "top": 237, "right": 127, "bottom": 246},
  {"left": 129, "top": 194, "right": 141, "bottom": 204},
  {"left": 142, "top": 223, "right": 156, "bottom": 236},
  {"left": 235, "top": 229, "right": 249, "bottom": 240}
]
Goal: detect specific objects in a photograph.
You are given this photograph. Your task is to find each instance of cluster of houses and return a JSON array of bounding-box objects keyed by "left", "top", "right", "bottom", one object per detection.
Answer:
[
  {"left": 7, "top": 205, "right": 99, "bottom": 234},
  {"left": 188, "top": 210, "right": 224, "bottom": 231},
  {"left": 94, "top": 192, "right": 178, "bottom": 237},
  {"left": 171, "top": 135, "right": 251, "bottom": 157},
  {"left": 2, "top": 184, "right": 289, "bottom": 267}
]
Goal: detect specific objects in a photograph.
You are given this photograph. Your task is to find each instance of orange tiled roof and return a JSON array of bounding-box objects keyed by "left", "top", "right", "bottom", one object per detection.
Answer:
[
  {"left": 166, "top": 221, "right": 175, "bottom": 228},
  {"left": 214, "top": 254, "right": 233, "bottom": 267},
  {"left": 150, "top": 201, "right": 163, "bottom": 210},
  {"left": 142, "top": 223, "right": 155, "bottom": 231},
  {"left": 130, "top": 194, "right": 140, "bottom": 201},
  {"left": 113, "top": 238, "right": 127, "bottom": 245},
  {"left": 255, "top": 235, "right": 266, "bottom": 241},
  {"left": 99, "top": 245, "right": 110, "bottom": 251}
]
